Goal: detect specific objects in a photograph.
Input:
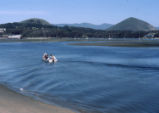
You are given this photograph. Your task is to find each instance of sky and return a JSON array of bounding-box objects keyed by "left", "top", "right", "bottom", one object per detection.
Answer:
[{"left": 0, "top": 0, "right": 158, "bottom": 26}]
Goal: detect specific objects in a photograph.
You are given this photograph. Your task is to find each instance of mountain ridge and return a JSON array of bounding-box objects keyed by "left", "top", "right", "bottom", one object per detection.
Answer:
[
  {"left": 55, "top": 23, "right": 112, "bottom": 30},
  {"left": 21, "top": 18, "right": 51, "bottom": 26},
  {"left": 0, "top": 17, "right": 158, "bottom": 38},
  {"left": 108, "top": 17, "right": 156, "bottom": 31}
]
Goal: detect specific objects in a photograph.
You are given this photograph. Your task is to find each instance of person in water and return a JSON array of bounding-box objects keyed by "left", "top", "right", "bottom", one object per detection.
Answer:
[
  {"left": 49, "top": 54, "right": 55, "bottom": 61},
  {"left": 43, "top": 53, "right": 48, "bottom": 61},
  {"left": 49, "top": 54, "right": 58, "bottom": 62}
]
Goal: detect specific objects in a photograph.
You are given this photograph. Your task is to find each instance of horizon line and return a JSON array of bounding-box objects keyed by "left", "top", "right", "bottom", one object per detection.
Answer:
[{"left": 0, "top": 17, "right": 158, "bottom": 27}]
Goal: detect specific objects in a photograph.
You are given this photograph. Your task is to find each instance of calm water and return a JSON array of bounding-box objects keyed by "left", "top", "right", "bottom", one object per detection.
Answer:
[{"left": 0, "top": 41, "right": 159, "bottom": 113}]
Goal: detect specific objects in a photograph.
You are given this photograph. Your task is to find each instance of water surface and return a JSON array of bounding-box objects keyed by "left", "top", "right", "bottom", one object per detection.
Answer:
[{"left": 0, "top": 41, "right": 159, "bottom": 113}]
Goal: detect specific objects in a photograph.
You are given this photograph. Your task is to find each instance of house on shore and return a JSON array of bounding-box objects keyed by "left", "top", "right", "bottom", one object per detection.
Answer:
[
  {"left": 8, "top": 35, "right": 22, "bottom": 39},
  {"left": 0, "top": 28, "right": 22, "bottom": 39},
  {"left": 0, "top": 34, "right": 22, "bottom": 39},
  {"left": 0, "top": 28, "right": 6, "bottom": 33},
  {"left": 143, "top": 33, "right": 156, "bottom": 38}
]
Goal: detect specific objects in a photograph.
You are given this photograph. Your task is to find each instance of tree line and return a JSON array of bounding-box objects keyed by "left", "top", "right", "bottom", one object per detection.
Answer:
[{"left": 0, "top": 22, "right": 159, "bottom": 38}]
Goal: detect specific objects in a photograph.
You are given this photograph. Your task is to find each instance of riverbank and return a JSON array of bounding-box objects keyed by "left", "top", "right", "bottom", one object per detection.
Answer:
[
  {"left": 0, "top": 84, "right": 75, "bottom": 113},
  {"left": 70, "top": 39, "right": 159, "bottom": 47},
  {"left": 0, "top": 37, "right": 92, "bottom": 43},
  {"left": 1, "top": 38, "right": 159, "bottom": 47}
]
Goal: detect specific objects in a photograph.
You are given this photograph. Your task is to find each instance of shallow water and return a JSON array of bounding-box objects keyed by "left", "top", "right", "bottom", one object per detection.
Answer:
[{"left": 0, "top": 41, "right": 159, "bottom": 113}]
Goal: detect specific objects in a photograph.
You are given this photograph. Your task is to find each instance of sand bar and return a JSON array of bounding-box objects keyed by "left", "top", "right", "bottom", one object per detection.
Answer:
[
  {"left": 0, "top": 85, "right": 76, "bottom": 113},
  {"left": 71, "top": 40, "right": 159, "bottom": 47}
]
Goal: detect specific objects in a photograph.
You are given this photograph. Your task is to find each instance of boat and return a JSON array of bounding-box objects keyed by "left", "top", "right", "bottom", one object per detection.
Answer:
[
  {"left": 43, "top": 57, "right": 58, "bottom": 63},
  {"left": 48, "top": 57, "right": 58, "bottom": 63}
]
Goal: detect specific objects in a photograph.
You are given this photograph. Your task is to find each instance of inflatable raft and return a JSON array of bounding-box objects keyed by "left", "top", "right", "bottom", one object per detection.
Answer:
[{"left": 43, "top": 57, "right": 58, "bottom": 63}]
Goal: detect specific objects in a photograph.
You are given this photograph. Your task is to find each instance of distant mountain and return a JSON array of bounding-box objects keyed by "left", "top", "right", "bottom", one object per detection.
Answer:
[
  {"left": 0, "top": 17, "right": 158, "bottom": 38},
  {"left": 156, "top": 27, "right": 159, "bottom": 30},
  {"left": 21, "top": 18, "right": 51, "bottom": 26},
  {"left": 108, "top": 17, "right": 156, "bottom": 31},
  {"left": 55, "top": 23, "right": 112, "bottom": 30}
]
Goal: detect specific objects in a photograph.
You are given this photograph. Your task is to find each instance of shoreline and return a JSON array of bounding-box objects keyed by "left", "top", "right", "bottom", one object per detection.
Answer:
[
  {"left": 0, "top": 84, "right": 76, "bottom": 113},
  {"left": 70, "top": 39, "right": 159, "bottom": 47},
  {"left": 1, "top": 37, "right": 159, "bottom": 47},
  {"left": 0, "top": 37, "right": 159, "bottom": 42},
  {"left": 0, "top": 37, "right": 93, "bottom": 43}
]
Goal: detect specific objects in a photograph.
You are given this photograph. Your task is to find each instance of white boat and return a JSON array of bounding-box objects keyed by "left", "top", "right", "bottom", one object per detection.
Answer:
[
  {"left": 48, "top": 58, "right": 58, "bottom": 63},
  {"left": 43, "top": 57, "right": 58, "bottom": 63}
]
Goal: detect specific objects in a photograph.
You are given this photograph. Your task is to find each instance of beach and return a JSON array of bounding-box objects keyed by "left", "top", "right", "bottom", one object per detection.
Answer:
[{"left": 0, "top": 85, "right": 75, "bottom": 113}]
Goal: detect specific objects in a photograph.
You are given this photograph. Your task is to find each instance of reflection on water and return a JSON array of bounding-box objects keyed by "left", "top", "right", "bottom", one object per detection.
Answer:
[{"left": 0, "top": 41, "right": 159, "bottom": 113}]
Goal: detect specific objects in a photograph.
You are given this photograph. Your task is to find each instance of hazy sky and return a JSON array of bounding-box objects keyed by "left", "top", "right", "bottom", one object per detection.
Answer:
[{"left": 0, "top": 0, "right": 158, "bottom": 26}]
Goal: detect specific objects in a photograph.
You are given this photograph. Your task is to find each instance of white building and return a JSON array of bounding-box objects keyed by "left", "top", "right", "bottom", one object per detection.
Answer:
[
  {"left": 0, "top": 28, "right": 6, "bottom": 33},
  {"left": 144, "top": 33, "right": 156, "bottom": 38},
  {"left": 8, "top": 35, "right": 22, "bottom": 39}
]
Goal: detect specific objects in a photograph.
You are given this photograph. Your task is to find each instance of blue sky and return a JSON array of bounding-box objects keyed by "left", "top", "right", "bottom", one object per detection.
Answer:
[{"left": 0, "top": 0, "right": 158, "bottom": 26}]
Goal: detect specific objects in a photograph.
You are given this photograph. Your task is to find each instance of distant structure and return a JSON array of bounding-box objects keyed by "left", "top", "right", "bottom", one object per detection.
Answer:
[
  {"left": 0, "top": 28, "right": 6, "bottom": 33},
  {"left": 8, "top": 35, "right": 22, "bottom": 39},
  {"left": 144, "top": 33, "right": 156, "bottom": 38},
  {"left": 0, "top": 28, "right": 22, "bottom": 39}
]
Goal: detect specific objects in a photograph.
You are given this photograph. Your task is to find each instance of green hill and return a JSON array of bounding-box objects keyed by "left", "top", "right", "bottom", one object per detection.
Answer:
[
  {"left": 108, "top": 17, "right": 156, "bottom": 31},
  {"left": 21, "top": 18, "right": 51, "bottom": 25},
  {"left": 56, "top": 23, "right": 112, "bottom": 30},
  {"left": 0, "top": 18, "right": 158, "bottom": 38}
]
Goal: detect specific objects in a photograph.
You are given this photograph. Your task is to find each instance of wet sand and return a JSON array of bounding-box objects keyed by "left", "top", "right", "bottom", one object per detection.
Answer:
[
  {"left": 0, "top": 85, "right": 75, "bottom": 113},
  {"left": 71, "top": 39, "right": 159, "bottom": 47}
]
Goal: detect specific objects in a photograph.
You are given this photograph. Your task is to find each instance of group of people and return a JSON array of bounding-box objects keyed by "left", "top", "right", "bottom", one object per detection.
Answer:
[{"left": 42, "top": 53, "right": 57, "bottom": 63}]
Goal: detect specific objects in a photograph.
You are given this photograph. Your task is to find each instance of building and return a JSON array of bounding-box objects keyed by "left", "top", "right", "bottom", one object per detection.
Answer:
[
  {"left": 8, "top": 35, "right": 22, "bottom": 39},
  {"left": 144, "top": 33, "right": 156, "bottom": 38},
  {"left": 0, "top": 28, "right": 6, "bottom": 33}
]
